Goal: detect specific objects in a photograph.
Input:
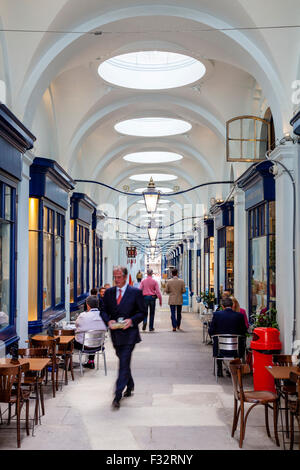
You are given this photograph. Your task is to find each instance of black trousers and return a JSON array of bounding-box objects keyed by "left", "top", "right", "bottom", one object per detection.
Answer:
[
  {"left": 114, "top": 344, "right": 135, "bottom": 400},
  {"left": 74, "top": 339, "right": 95, "bottom": 361}
]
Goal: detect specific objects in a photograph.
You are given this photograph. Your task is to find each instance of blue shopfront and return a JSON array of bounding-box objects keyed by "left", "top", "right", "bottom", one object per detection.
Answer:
[
  {"left": 238, "top": 161, "right": 276, "bottom": 318},
  {"left": 212, "top": 201, "right": 234, "bottom": 300},
  {"left": 28, "top": 157, "right": 75, "bottom": 334},
  {"left": 70, "top": 193, "right": 97, "bottom": 316},
  {"left": 92, "top": 210, "right": 103, "bottom": 289},
  {"left": 0, "top": 104, "right": 35, "bottom": 348},
  {"left": 203, "top": 219, "right": 214, "bottom": 293}
]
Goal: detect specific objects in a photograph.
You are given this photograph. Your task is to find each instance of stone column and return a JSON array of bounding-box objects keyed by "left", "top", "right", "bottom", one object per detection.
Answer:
[
  {"left": 272, "top": 143, "right": 298, "bottom": 353},
  {"left": 233, "top": 188, "right": 248, "bottom": 311},
  {"left": 16, "top": 151, "right": 34, "bottom": 347}
]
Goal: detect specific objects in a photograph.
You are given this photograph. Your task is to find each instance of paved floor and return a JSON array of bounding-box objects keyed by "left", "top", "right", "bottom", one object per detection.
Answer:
[{"left": 0, "top": 298, "right": 282, "bottom": 450}]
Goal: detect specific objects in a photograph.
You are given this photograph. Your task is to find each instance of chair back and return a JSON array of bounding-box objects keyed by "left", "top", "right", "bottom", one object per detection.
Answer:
[
  {"left": 273, "top": 354, "right": 293, "bottom": 366},
  {"left": 82, "top": 330, "right": 106, "bottom": 350},
  {"left": 213, "top": 334, "right": 240, "bottom": 356},
  {"left": 54, "top": 329, "right": 75, "bottom": 337},
  {"left": 229, "top": 362, "right": 250, "bottom": 402},
  {"left": 19, "top": 348, "right": 48, "bottom": 358},
  {"left": 0, "top": 365, "right": 26, "bottom": 403}
]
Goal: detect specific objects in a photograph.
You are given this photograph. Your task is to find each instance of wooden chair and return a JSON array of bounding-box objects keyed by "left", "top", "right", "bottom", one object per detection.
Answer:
[
  {"left": 229, "top": 361, "right": 280, "bottom": 448},
  {"left": 0, "top": 364, "right": 31, "bottom": 448},
  {"left": 54, "top": 329, "right": 75, "bottom": 385},
  {"left": 29, "top": 338, "right": 60, "bottom": 397},
  {"left": 288, "top": 372, "right": 300, "bottom": 450},
  {"left": 18, "top": 348, "right": 48, "bottom": 420},
  {"left": 273, "top": 354, "right": 297, "bottom": 437}
]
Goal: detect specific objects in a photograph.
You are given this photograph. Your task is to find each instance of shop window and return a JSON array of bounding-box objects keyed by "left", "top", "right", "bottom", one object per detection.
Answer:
[
  {"left": 226, "top": 116, "right": 271, "bottom": 162},
  {"left": 204, "top": 237, "right": 214, "bottom": 293},
  {"left": 76, "top": 223, "right": 89, "bottom": 296},
  {"left": 28, "top": 201, "right": 65, "bottom": 320},
  {"left": 0, "top": 182, "right": 15, "bottom": 330},
  {"left": 249, "top": 201, "right": 275, "bottom": 315}
]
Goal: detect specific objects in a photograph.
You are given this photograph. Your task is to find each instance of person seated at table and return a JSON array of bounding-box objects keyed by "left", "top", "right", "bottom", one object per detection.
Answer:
[
  {"left": 231, "top": 296, "right": 249, "bottom": 329},
  {"left": 83, "top": 288, "right": 99, "bottom": 311},
  {"left": 75, "top": 295, "right": 107, "bottom": 369},
  {"left": 208, "top": 297, "right": 247, "bottom": 377}
]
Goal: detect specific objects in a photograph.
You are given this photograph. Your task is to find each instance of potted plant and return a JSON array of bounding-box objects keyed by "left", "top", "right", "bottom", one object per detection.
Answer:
[
  {"left": 250, "top": 307, "right": 279, "bottom": 332},
  {"left": 200, "top": 291, "right": 216, "bottom": 312}
]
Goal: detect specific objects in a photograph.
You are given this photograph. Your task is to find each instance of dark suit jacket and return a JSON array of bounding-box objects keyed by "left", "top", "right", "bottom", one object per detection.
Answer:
[
  {"left": 102, "top": 286, "right": 146, "bottom": 346},
  {"left": 208, "top": 308, "right": 247, "bottom": 357}
]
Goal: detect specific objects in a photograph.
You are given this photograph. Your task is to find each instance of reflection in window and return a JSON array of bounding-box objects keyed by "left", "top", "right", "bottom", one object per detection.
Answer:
[
  {"left": 226, "top": 116, "right": 270, "bottom": 162},
  {"left": 0, "top": 222, "right": 10, "bottom": 330}
]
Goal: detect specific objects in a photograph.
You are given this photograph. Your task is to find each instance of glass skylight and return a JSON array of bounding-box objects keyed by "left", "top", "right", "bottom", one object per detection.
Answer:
[
  {"left": 98, "top": 51, "right": 206, "bottom": 90},
  {"left": 116, "top": 118, "right": 191, "bottom": 137},
  {"left": 134, "top": 187, "right": 174, "bottom": 193},
  {"left": 123, "top": 151, "right": 183, "bottom": 164},
  {"left": 130, "top": 174, "right": 177, "bottom": 182}
]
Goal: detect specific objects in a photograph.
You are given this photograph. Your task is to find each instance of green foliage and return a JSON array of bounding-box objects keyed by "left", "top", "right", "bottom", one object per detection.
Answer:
[
  {"left": 250, "top": 307, "right": 279, "bottom": 331},
  {"left": 200, "top": 291, "right": 216, "bottom": 308}
]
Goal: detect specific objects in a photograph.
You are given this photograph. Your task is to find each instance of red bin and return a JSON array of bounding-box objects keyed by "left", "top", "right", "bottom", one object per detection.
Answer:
[{"left": 250, "top": 327, "right": 281, "bottom": 393}]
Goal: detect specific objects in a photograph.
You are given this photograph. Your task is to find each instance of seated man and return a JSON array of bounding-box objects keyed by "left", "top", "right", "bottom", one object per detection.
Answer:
[
  {"left": 75, "top": 295, "right": 107, "bottom": 369},
  {"left": 208, "top": 297, "right": 247, "bottom": 377}
]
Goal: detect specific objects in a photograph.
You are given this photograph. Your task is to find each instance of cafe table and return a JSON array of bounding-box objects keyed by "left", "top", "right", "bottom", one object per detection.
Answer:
[
  {"left": 0, "top": 357, "right": 50, "bottom": 425},
  {"left": 30, "top": 334, "right": 75, "bottom": 385},
  {"left": 266, "top": 365, "right": 300, "bottom": 449}
]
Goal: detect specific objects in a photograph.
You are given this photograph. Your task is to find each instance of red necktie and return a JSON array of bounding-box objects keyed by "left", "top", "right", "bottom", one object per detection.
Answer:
[{"left": 117, "top": 289, "right": 122, "bottom": 305}]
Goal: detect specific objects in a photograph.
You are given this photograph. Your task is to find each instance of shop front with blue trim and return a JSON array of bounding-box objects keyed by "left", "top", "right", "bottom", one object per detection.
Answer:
[
  {"left": 0, "top": 104, "right": 35, "bottom": 348},
  {"left": 213, "top": 201, "right": 234, "bottom": 300},
  {"left": 70, "top": 193, "right": 97, "bottom": 317},
  {"left": 92, "top": 210, "right": 103, "bottom": 289},
  {"left": 28, "top": 157, "right": 74, "bottom": 334},
  {"left": 203, "top": 219, "right": 214, "bottom": 293},
  {"left": 238, "top": 161, "right": 276, "bottom": 319}
]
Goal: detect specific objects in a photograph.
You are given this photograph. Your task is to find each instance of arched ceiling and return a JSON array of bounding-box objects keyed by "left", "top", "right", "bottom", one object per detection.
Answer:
[{"left": 1, "top": 0, "right": 299, "bottom": 250}]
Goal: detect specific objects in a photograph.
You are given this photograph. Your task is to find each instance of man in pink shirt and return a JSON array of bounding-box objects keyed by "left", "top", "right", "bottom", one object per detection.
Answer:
[{"left": 139, "top": 269, "right": 162, "bottom": 331}]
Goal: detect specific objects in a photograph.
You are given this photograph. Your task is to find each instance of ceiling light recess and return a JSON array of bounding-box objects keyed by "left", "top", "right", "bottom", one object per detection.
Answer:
[
  {"left": 98, "top": 51, "right": 206, "bottom": 90},
  {"left": 116, "top": 118, "right": 191, "bottom": 137},
  {"left": 123, "top": 151, "right": 183, "bottom": 163}
]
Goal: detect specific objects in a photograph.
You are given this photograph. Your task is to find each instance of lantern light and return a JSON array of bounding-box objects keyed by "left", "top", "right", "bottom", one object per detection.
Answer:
[{"left": 143, "top": 177, "right": 160, "bottom": 213}]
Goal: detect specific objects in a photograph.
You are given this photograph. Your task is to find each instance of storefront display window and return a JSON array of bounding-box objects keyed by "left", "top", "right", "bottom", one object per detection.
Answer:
[
  {"left": 249, "top": 201, "right": 275, "bottom": 315},
  {"left": 204, "top": 237, "right": 214, "bottom": 293}
]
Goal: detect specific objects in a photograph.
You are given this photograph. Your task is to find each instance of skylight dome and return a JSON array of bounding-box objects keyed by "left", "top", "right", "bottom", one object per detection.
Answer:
[
  {"left": 116, "top": 118, "right": 191, "bottom": 137},
  {"left": 123, "top": 151, "right": 183, "bottom": 164},
  {"left": 98, "top": 51, "right": 206, "bottom": 90},
  {"left": 130, "top": 174, "right": 177, "bottom": 182},
  {"left": 134, "top": 187, "right": 174, "bottom": 194}
]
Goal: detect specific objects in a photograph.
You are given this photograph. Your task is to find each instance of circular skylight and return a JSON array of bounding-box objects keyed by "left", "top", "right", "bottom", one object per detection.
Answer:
[
  {"left": 123, "top": 151, "right": 183, "bottom": 164},
  {"left": 116, "top": 118, "right": 191, "bottom": 137},
  {"left": 98, "top": 51, "right": 206, "bottom": 90},
  {"left": 134, "top": 187, "right": 174, "bottom": 193},
  {"left": 130, "top": 174, "right": 177, "bottom": 182}
]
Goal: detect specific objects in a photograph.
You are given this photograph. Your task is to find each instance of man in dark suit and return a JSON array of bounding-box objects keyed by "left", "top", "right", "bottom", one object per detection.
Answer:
[
  {"left": 102, "top": 266, "right": 146, "bottom": 408},
  {"left": 208, "top": 297, "right": 247, "bottom": 377}
]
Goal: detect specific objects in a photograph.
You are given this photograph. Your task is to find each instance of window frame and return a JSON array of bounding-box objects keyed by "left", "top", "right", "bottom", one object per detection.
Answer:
[{"left": 0, "top": 174, "right": 18, "bottom": 345}]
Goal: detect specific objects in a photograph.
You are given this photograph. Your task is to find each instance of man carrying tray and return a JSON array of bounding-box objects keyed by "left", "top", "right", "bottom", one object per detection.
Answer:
[{"left": 102, "top": 266, "right": 146, "bottom": 409}]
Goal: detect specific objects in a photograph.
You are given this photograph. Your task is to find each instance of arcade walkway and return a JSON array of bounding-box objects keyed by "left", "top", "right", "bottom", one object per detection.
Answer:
[{"left": 0, "top": 298, "right": 280, "bottom": 450}]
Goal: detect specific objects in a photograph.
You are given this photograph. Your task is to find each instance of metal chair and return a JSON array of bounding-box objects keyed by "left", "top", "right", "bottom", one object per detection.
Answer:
[
  {"left": 211, "top": 334, "right": 242, "bottom": 381},
  {"left": 78, "top": 330, "right": 107, "bottom": 376}
]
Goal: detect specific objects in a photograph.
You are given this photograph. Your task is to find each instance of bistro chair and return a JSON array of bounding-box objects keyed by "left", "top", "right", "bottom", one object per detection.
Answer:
[
  {"left": 288, "top": 371, "right": 300, "bottom": 450},
  {"left": 211, "top": 334, "right": 242, "bottom": 381},
  {"left": 77, "top": 330, "right": 107, "bottom": 376},
  {"left": 54, "top": 329, "right": 75, "bottom": 385},
  {"left": 30, "top": 337, "right": 60, "bottom": 397},
  {"left": 18, "top": 348, "right": 48, "bottom": 421},
  {"left": 229, "top": 361, "right": 280, "bottom": 448},
  {"left": 0, "top": 363, "right": 31, "bottom": 448},
  {"left": 272, "top": 354, "right": 297, "bottom": 438}
]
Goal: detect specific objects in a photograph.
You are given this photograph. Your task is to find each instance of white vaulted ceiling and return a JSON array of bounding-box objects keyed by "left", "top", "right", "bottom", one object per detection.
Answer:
[{"left": 0, "top": 0, "right": 299, "bottom": 246}]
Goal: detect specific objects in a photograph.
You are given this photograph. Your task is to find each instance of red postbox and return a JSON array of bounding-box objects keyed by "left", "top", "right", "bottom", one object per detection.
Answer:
[{"left": 250, "top": 327, "right": 281, "bottom": 393}]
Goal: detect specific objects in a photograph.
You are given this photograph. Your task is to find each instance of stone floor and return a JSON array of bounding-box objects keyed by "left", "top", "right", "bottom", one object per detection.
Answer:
[{"left": 0, "top": 297, "right": 284, "bottom": 450}]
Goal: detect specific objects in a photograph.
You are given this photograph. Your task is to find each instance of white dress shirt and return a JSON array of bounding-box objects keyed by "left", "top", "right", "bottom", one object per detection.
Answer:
[
  {"left": 75, "top": 308, "right": 107, "bottom": 344},
  {"left": 116, "top": 283, "right": 128, "bottom": 300}
]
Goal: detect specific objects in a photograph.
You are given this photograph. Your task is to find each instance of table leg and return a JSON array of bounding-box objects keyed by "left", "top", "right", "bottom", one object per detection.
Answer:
[{"left": 35, "top": 375, "right": 40, "bottom": 426}]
